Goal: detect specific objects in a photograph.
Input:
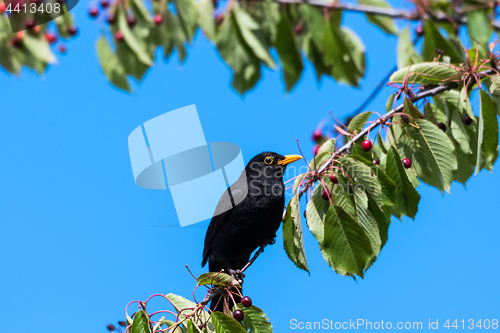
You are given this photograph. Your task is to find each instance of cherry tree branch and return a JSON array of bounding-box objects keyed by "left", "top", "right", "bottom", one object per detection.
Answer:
[{"left": 273, "top": 0, "right": 500, "bottom": 31}]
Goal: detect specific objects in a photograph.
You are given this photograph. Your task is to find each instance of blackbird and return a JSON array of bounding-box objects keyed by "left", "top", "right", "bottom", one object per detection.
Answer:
[{"left": 202, "top": 152, "right": 302, "bottom": 312}]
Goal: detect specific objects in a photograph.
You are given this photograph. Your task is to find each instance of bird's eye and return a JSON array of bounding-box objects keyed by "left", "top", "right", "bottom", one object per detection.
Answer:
[{"left": 264, "top": 156, "right": 273, "bottom": 165}]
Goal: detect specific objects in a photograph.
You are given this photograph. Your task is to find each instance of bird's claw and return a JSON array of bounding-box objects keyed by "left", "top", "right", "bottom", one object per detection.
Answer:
[{"left": 228, "top": 269, "right": 245, "bottom": 283}]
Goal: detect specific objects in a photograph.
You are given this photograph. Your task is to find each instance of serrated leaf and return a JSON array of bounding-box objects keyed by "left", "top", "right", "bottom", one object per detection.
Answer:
[
  {"left": 309, "top": 139, "right": 335, "bottom": 171},
  {"left": 357, "top": 0, "right": 397, "bottom": 35},
  {"left": 403, "top": 97, "right": 424, "bottom": 119},
  {"left": 211, "top": 312, "right": 247, "bottom": 333},
  {"left": 389, "top": 62, "right": 459, "bottom": 84},
  {"left": 352, "top": 187, "right": 382, "bottom": 255},
  {"left": 166, "top": 294, "right": 210, "bottom": 326},
  {"left": 172, "top": 0, "right": 197, "bottom": 43},
  {"left": 236, "top": 304, "right": 273, "bottom": 333},
  {"left": 451, "top": 106, "right": 472, "bottom": 154},
  {"left": 348, "top": 112, "right": 372, "bottom": 132},
  {"left": 234, "top": 6, "right": 275, "bottom": 68},
  {"left": 96, "top": 36, "right": 130, "bottom": 92},
  {"left": 467, "top": 9, "right": 493, "bottom": 48},
  {"left": 197, "top": 272, "right": 238, "bottom": 287},
  {"left": 386, "top": 146, "right": 420, "bottom": 219},
  {"left": 348, "top": 155, "right": 396, "bottom": 206},
  {"left": 397, "top": 27, "right": 423, "bottom": 68},
  {"left": 197, "top": 0, "right": 216, "bottom": 41},
  {"left": 130, "top": 310, "right": 152, "bottom": 333},
  {"left": 275, "top": 11, "right": 303, "bottom": 92},
  {"left": 415, "top": 119, "right": 457, "bottom": 193},
  {"left": 323, "top": 205, "right": 373, "bottom": 278},
  {"left": 283, "top": 195, "right": 309, "bottom": 272},
  {"left": 339, "top": 157, "right": 383, "bottom": 207},
  {"left": 476, "top": 90, "right": 499, "bottom": 174},
  {"left": 117, "top": 11, "right": 153, "bottom": 66},
  {"left": 23, "top": 32, "right": 56, "bottom": 64},
  {"left": 422, "top": 19, "right": 462, "bottom": 64},
  {"left": 367, "top": 196, "right": 390, "bottom": 249}
]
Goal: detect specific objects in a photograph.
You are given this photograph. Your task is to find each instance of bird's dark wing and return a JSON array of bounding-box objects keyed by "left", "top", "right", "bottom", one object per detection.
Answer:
[{"left": 202, "top": 182, "right": 247, "bottom": 267}]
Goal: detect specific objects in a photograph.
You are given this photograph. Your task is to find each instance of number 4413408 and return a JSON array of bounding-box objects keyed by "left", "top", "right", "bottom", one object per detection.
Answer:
[
  {"left": 444, "top": 319, "right": 498, "bottom": 329},
  {"left": 4, "top": 2, "right": 61, "bottom": 14}
]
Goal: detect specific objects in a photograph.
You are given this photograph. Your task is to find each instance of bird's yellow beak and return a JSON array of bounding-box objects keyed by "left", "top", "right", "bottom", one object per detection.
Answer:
[{"left": 278, "top": 155, "right": 303, "bottom": 166}]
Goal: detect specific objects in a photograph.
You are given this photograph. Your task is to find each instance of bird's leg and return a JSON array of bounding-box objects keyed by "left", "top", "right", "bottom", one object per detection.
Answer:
[{"left": 228, "top": 269, "right": 245, "bottom": 283}]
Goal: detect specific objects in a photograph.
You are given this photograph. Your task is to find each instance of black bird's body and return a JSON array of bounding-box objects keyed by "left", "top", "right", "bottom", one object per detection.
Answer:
[{"left": 202, "top": 152, "right": 302, "bottom": 312}]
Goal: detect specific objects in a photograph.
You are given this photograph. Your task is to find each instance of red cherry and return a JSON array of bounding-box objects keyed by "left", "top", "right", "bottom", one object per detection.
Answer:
[
  {"left": 436, "top": 122, "right": 447, "bottom": 132},
  {"left": 89, "top": 7, "right": 99, "bottom": 18},
  {"left": 44, "top": 32, "right": 57, "bottom": 44},
  {"left": 313, "top": 145, "right": 320, "bottom": 156},
  {"left": 322, "top": 189, "right": 330, "bottom": 201},
  {"left": 312, "top": 130, "right": 322, "bottom": 141},
  {"left": 415, "top": 25, "right": 424, "bottom": 36},
  {"left": 241, "top": 296, "right": 252, "bottom": 308},
  {"left": 233, "top": 310, "right": 244, "bottom": 321},
  {"left": 463, "top": 114, "right": 473, "bottom": 126},
  {"left": 329, "top": 174, "right": 338, "bottom": 184},
  {"left": 153, "top": 14, "right": 163, "bottom": 25},
  {"left": 0, "top": 2, "right": 5, "bottom": 13},
  {"left": 373, "top": 159, "right": 380, "bottom": 165},
  {"left": 107, "top": 324, "right": 116, "bottom": 332},
  {"left": 25, "top": 18, "right": 36, "bottom": 29},
  {"left": 401, "top": 114, "right": 410, "bottom": 123},
  {"left": 362, "top": 140, "right": 372, "bottom": 152},
  {"left": 127, "top": 16, "right": 136, "bottom": 27},
  {"left": 402, "top": 158, "right": 412, "bottom": 169},
  {"left": 107, "top": 15, "right": 116, "bottom": 24},
  {"left": 67, "top": 25, "right": 78, "bottom": 36},
  {"left": 11, "top": 36, "right": 22, "bottom": 48},
  {"left": 58, "top": 45, "right": 67, "bottom": 53},
  {"left": 100, "top": 0, "right": 109, "bottom": 8},
  {"left": 118, "top": 321, "right": 126, "bottom": 327},
  {"left": 115, "top": 31, "right": 124, "bottom": 42},
  {"left": 295, "top": 24, "right": 303, "bottom": 34}
]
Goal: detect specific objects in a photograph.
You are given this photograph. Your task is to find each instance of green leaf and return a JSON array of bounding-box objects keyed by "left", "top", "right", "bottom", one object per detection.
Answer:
[
  {"left": 23, "top": 32, "right": 56, "bottom": 64},
  {"left": 130, "top": 310, "right": 152, "bottom": 333},
  {"left": 301, "top": 4, "right": 325, "bottom": 47},
  {"left": 415, "top": 119, "right": 458, "bottom": 193},
  {"left": 117, "top": 11, "right": 153, "bottom": 66},
  {"left": 324, "top": 24, "right": 363, "bottom": 86},
  {"left": 172, "top": 0, "right": 197, "bottom": 43},
  {"left": 211, "top": 312, "right": 247, "bottom": 333},
  {"left": 459, "top": 87, "right": 475, "bottom": 121},
  {"left": 386, "top": 94, "right": 395, "bottom": 112},
  {"left": 348, "top": 155, "right": 397, "bottom": 206},
  {"left": 283, "top": 195, "right": 309, "bottom": 272},
  {"left": 485, "top": 75, "right": 500, "bottom": 115},
  {"left": 303, "top": 34, "right": 331, "bottom": 81},
  {"left": 476, "top": 90, "right": 499, "bottom": 174},
  {"left": 234, "top": 6, "right": 275, "bottom": 68},
  {"left": 352, "top": 187, "right": 382, "bottom": 255},
  {"left": 96, "top": 36, "right": 131, "bottom": 92},
  {"left": 196, "top": 272, "right": 239, "bottom": 288},
  {"left": 377, "top": 133, "right": 388, "bottom": 154},
  {"left": 357, "top": 0, "right": 397, "bottom": 35},
  {"left": 130, "top": 0, "right": 152, "bottom": 22},
  {"left": 451, "top": 106, "right": 472, "bottom": 154},
  {"left": 309, "top": 139, "right": 335, "bottom": 171},
  {"left": 166, "top": 294, "right": 210, "bottom": 326},
  {"left": 0, "top": 40, "right": 20, "bottom": 74},
  {"left": 389, "top": 62, "right": 460, "bottom": 84},
  {"left": 236, "top": 304, "right": 273, "bottom": 333},
  {"left": 422, "top": 19, "right": 462, "bottom": 64},
  {"left": 403, "top": 97, "right": 424, "bottom": 120},
  {"left": 341, "top": 27, "right": 366, "bottom": 79},
  {"left": 339, "top": 157, "right": 383, "bottom": 207},
  {"left": 275, "top": 11, "right": 304, "bottom": 92},
  {"left": 197, "top": 0, "right": 216, "bottom": 41},
  {"left": 323, "top": 205, "right": 373, "bottom": 277},
  {"left": 367, "top": 196, "right": 391, "bottom": 249},
  {"left": 293, "top": 173, "right": 306, "bottom": 195},
  {"left": 348, "top": 112, "right": 372, "bottom": 132},
  {"left": 386, "top": 146, "right": 420, "bottom": 219},
  {"left": 397, "top": 27, "right": 423, "bottom": 68},
  {"left": 467, "top": 9, "right": 493, "bottom": 48}
]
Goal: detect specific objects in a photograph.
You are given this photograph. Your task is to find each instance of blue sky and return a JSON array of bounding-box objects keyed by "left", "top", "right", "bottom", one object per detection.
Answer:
[{"left": 1, "top": 2, "right": 499, "bottom": 332}]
